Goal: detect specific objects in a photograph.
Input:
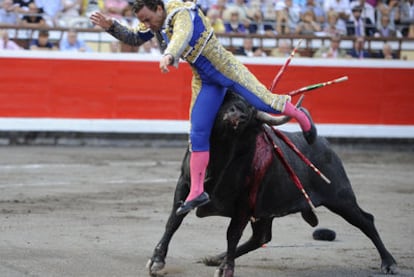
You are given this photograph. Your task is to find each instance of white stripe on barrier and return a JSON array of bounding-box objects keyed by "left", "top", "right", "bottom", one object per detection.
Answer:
[
  {"left": 0, "top": 118, "right": 190, "bottom": 133},
  {"left": 0, "top": 118, "right": 412, "bottom": 138}
]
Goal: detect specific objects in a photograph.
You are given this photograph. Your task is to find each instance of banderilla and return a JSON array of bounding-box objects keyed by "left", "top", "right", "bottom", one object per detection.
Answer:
[
  {"left": 269, "top": 39, "right": 303, "bottom": 92},
  {"left": 287, "top": 76, "right": 349, "bottom": 96}
]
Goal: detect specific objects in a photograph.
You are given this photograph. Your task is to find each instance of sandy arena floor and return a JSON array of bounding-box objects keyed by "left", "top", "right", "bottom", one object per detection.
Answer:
[{"left": 0, "top": 144, "right": 413, "bottom": 277}]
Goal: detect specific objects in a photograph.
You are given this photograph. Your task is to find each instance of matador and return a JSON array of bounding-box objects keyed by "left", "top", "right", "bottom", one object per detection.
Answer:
[{"left": 90, "top": 0, "right": 317, "bottom": 216}]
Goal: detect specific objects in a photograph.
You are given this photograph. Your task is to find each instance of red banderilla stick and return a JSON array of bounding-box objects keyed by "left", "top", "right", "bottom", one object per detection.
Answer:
[
  {"left": 269, "top": 39, "right": 303, "bottom": 92},
  {"left": 287, "top": 76, "right": 348, "bottom": 96},
  {"left": 263, "top": 124, "right": 316, "bottom": 211},
  {"left": 273, "top": 128, "right": 331, "bottom": 184}
]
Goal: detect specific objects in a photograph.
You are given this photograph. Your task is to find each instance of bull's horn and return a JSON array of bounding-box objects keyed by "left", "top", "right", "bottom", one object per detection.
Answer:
[
  {"left": 296, "top": 95, "right": 304, "bottom": 108},
  {"left": 256, "top": 111, "right": 291, "bottom": 126},
  {"left": 256, "top": 95, "right": 305, "bottom": 126}
]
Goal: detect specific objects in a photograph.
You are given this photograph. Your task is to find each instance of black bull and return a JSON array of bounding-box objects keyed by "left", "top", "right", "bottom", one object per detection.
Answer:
[{"left": 147, "top": 92, "right": 397, "bottom": 277}]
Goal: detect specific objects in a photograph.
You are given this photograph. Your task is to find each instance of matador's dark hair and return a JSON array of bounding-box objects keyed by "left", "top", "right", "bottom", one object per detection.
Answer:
[{"left": 132, "top": 0, "right": 165, "bottom": 13}]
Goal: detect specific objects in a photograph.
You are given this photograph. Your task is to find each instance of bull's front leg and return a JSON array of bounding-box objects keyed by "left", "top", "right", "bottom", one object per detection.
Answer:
[
  {"left": 147, "top": 204, "right": 187, "bottom": 276},
  {"left": 214, "top": 213, "right": 250, "bottom": 277},
  {"left": 203, "top": 218, "right": 273, "bottom": 266},
  {"left": 147, "top": 176, "right": 189, "bottom": 276}
]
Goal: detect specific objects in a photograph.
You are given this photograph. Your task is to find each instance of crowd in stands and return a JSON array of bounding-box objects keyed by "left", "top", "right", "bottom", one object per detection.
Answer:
[{"left": 0, "top": 0, "right": 413, "bottom": 58}]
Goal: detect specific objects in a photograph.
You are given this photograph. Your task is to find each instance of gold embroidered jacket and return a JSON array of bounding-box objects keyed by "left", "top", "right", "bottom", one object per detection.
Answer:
[
  {"left": 107, "top": 1, "right": 213, "bottom": 66},
  {"left": 106, "top": 0, "right": 291, "bottom": 112}
]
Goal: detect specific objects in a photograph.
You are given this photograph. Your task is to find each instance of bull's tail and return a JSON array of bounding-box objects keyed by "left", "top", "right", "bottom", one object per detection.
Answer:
[{"left": 301, "top": 207, "right": 318, "bottom": 227}]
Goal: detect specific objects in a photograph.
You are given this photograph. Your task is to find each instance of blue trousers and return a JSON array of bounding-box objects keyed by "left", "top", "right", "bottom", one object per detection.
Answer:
[{"left": 189, "top": 54, "right": 284, "bottom": 152}]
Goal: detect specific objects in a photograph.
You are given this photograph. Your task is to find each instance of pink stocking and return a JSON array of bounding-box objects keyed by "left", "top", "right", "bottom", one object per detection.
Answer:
[
  {"left": 282, "top": 102, "right": 311, "bottom": 131},
  {"left": 187, "top": 151, "right": 210, "bottom": 201}
]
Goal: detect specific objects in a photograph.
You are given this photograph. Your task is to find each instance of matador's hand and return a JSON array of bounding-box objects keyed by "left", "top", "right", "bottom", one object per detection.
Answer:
[
  {"left": 160, "top": 54, "right": 173, "bottom": 73},
  {"left": 90, "top": 12, "right": 114, "bottom": 29}
]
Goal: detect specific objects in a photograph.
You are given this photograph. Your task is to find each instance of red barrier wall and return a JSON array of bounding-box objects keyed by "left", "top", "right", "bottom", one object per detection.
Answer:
[{"left": 1, "top": 53, "right": 413, "bottom": 126}]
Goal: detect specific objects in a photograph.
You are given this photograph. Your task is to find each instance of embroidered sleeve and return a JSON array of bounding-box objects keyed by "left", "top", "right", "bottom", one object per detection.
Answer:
[
  {"left": 164, "top": 9, "right": 193, "bottom": 66},
  {"left": 107, "top": 20, "right": 154, "bottom": 46}
]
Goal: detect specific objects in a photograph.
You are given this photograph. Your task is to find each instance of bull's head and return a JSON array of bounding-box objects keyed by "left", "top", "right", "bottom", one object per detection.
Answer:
[
  {"left": 215, "top": 92, "right": 256, "bottom": 135},
  {"left": 215, "top": 92, "right": 301, "bottom": 135}
]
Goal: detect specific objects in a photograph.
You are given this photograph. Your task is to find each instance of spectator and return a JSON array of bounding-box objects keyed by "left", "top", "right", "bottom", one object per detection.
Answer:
[
  {"left": 104, "top": 0, "right": 129, "bottom": 20},
  {"left": 206, "top": 8, "right": 225, "bottom": 34},
  {"left": 399, "top": 0, "right": 414, "bottom": 37},
  {"left": 313, "top": 35, "right": 348, "bottom": 58},
  {"left": 223, "top": 7, "right": 247, "bottom": 34},
  {"left": 367, "top": 0, "right": 377, "bottom": 7},
  {"left": 270, "top": 39, "right": 302, "bottom": 57},
  {"left": 58, "top": 0, "right": 83, "bottom": 27},
  {"left": 374, "top": 12, "right": 400, "bottom": 37},
  {"left": 0, "top": 0, "right": 19, "bottom": 25},
  {"left": 226, "top": 0, "right": 249, "bottom": 23},
  {"left": 34, "top": 0, "right": 63, "bottom": 26},
  {"left": 0, "top": 29, "right": 23, "bottom": 50},
  {"left": 346, "top": 5, "right": 376, "bottom": 36},
  {"left": 248, "top": 0, "right": 262, "bottom": 15},
  {"left": 118, "top": 8, "right": 140, "bottom": 53},
  {"left": 350, "top": 0, "right": 376, "bottom": 25},
  {"left": 109, "top": 40, "right": 120, "bottom": 53},
  {"left": 408, "top": 23, "right": 414, "bottom": 38},
  {"left": 195, "top": 0, "right": 217, "bottom": 15},
  {"left": 323, "top": 10, "right": 347, "bottom": 35},
  {"left": 293, "top": 0, "right": 307, "bottom": 7},
  {"left": 376, "top": 0, "right": 399, "bottom": 31},
  {"left": 80, "top": 0, "right": 105, "bottom": 18},
  {"left": 235, "top": 37, "right": 267, "bottom": 57},
  {"left": 210, "top": 0, "right": 227, "bottom": 21},
  {"left": 59, "top": 28, "right": 92, "bottom": 52},
  {"left": 275, "top": 0, "right": 301, "bottom": 34},
  {"left": 376, "top": 42, "right": 397, "bottom": 59},
  {"left": 347, "top": 36, "right": 370, "bottom": 58},
  {"left": 248, "top": 8, "right": 275, "bottom": 35},
  {"left": 20, "top": 2, "right": 47, "bottom": 27},
  {"left": 262, "top": 0, "right": 276, "bottom": 22},
  {"left": 139, "top": 38, "right": 161, "bottom": 55},
  {"left": 323, "top": 0, "right": 351, "bottom": 33},
  {"left": 295, "top": 9, "right": 321, "bottom": 34},
  {"left": 275, "top": 1, "right": 288, "bottom": 34},
  {"left": 13, "top": 0, "right": 35, "bottom": 14},
  {"left": 300, "top": 0, "right": 326, "bottom": 25},
  {"left": 119, "top": 4, "right": 139, "bottom": 28},
  {"left": 30, "top": 29, "right": 58, "bottom": 51}
]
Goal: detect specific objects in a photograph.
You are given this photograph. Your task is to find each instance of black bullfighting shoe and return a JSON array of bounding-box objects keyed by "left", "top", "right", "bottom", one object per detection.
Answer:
[
  {"left": 176, "top": 192, "right": 210, "bottom": 216},
  {"left": 299, "top": 107, "right": 317, "bottom": 145}
]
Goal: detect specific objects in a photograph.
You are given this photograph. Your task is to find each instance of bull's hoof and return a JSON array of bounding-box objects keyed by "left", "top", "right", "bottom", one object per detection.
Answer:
[
  {"left": 312, "top": 228, "right": 336, "bottom": 241},
  {"left": 381, "top": 260, "right": 398, "bottom": 274},
  {"left": 214, "top": 267, "right": 234, "bottom": 277},
  {"left": 146, "top": 259, "right": 165, "bottom": 276},
  {"left": 223, "top": 268, "right": 234, "bottom": 277},
  {"left": 301, "top": 208, "right": 318, "bottom": 227},
  {"left": 214, "top": 268, "right": 223, "bottom": 277}
]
